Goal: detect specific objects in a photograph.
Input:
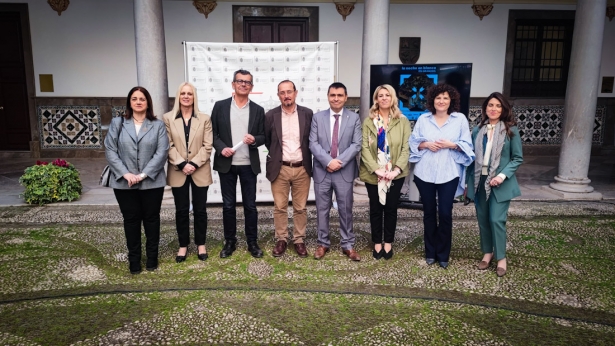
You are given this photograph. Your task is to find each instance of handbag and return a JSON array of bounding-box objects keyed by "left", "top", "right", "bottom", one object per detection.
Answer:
[
  {"left": 99, "top": 165, "right": 111, "bottom": 187},
  {"left": 100, "top": 118, "right": 122, "bottom": 187}
]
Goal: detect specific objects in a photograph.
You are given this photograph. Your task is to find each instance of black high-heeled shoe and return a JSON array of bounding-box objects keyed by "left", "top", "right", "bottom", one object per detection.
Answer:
[
  {"left": 176, "top": 248, "right": 188, "bottom": 263},
  {"left": 372, "top": 248, "right": 384, "bottom": 260},
  {"left": 383, "top": 249, "right": 394, "bottom": 260},
  {"left": 197, "top": 252, "right": 208, "bottom": 261}
]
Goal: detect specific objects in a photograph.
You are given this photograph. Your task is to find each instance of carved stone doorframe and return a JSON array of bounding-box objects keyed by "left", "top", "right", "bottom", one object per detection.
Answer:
[{"left": 232, "top": 5, "right": 319, "bottom": 43}]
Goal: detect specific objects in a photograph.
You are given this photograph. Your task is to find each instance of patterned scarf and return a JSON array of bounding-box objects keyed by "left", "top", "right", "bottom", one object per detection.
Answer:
[
  {"left": 374, "top": 115, "right": 392, "bottom": 205},
  {"left": 473, "top": 121, "right": 505, "bottom": 201}
]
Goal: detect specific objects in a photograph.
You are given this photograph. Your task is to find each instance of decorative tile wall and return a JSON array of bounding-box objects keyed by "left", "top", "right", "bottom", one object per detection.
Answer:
[
  {"left": 38, "top": 106, "right": 102, "bottom": 149},
  {"left": 111, "top": 106, "right": 126, "bottom": 118},
  {"left": 469, "top": 105, "right": 605, "bottom": 145}
]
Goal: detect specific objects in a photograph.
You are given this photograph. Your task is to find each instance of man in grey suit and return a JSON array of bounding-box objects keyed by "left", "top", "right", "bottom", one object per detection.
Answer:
[
  {"left": 309, "top": 82, "right": 362, "bottom": 261},
  {"left": 211, "top": 69, "right": 265, "bottom": 259}
]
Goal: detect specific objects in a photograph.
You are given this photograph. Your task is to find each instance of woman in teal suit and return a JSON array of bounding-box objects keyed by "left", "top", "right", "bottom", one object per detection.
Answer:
[{"left": 466, "top": 92, "right": 523, "bottom": 277}]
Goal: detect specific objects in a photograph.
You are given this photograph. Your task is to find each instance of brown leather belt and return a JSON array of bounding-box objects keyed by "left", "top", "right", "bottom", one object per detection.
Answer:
[{"left": 282, "top": 161, "right": 303, "bottom": 168}]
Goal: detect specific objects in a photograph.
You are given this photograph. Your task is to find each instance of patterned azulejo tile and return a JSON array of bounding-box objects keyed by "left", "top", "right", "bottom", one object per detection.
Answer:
[
  {"left": 38, "top": 106, "right": 102, "bottom": 149},
  {"left": 111, "top": 106, "right": 126, "bottom": 118},
  {"left": 469, "top": 105, "right": 605, "bottom": 145}
]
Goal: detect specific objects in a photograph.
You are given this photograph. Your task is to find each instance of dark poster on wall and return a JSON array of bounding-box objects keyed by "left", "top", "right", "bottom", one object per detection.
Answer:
[{"left": 370, "top": 63, "right": 473, "bottom": 121}]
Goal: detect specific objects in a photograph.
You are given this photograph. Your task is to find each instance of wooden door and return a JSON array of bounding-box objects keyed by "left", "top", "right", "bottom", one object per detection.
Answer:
[
  {"left": 0, "top": 11, "right": 31, "bottom": 150},
  {"left": 244, "top": 17, "right": 309, "bottom": 43}
]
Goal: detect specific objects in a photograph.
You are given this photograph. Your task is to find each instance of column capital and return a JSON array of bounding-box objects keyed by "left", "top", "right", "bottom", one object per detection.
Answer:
[
  {"left": 193, "top": 0, "right": 217, "bottom": 19},
  {"left": 335, "top": 3, "right": 356, "bottom": 22},
  {"left": 471, "top": 3, "right": 493, "bottom": 21},
  {"left": 48, "top": 0, "right": 69, "bottom": 16}
]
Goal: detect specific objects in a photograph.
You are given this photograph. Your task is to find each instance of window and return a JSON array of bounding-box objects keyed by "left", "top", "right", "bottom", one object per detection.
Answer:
[{"left": 504, "top": 11, "right": 575, "bottom": 98}]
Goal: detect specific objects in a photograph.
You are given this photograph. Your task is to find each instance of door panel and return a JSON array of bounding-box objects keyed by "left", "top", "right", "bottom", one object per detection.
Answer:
[
  {"left": 244, "top": 17, "right": 309, "bottom": 43},
  {"left": 247, "top": 22, "right": 274, "bottom": 43},
  {"left": 0, "top": 11, "right": 30, "bottom": 150}
]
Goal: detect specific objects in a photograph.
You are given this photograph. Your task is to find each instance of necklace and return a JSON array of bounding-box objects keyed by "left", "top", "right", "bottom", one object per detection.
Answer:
[{"left": 133, "top": 117, "right": 145, "bottom": 124}]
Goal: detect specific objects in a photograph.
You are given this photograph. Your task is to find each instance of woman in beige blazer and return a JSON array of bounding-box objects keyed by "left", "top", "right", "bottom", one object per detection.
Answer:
[{"left": 163, "top": 82, "right": 213, "bottom": 262}]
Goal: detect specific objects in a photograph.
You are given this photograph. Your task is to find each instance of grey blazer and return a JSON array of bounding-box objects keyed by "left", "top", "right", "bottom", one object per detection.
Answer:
[
  {"left": 309, "top": 108, "right": 362, "bottom": 184},
  {"left": 104, "top": 116, "right": 169, "bottom": 190}
]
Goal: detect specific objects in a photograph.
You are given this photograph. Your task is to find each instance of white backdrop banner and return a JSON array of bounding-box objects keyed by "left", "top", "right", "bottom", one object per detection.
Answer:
[{"left": 183, "top": 42, "right": 338, "bottom": 202}]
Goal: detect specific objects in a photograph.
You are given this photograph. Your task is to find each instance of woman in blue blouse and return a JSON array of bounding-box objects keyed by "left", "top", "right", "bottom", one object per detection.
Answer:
[{"left": 409, "top": 84, "right": 474, "bottom": 268}]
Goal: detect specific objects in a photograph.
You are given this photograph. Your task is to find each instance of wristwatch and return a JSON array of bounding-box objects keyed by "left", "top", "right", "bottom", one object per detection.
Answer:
[{"left": 139, "top": 173, "right": 147, "bottom": 180}]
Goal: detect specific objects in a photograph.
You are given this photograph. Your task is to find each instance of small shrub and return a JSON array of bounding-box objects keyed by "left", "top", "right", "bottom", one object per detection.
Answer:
[{"left": 19, "top": 159, "right": 82, "bottom": 205}]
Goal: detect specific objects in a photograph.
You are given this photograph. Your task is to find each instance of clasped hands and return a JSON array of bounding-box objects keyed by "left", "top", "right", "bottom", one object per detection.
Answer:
[
  {"left": 221, "top": 133, "right": 255, "bottom": 157},
  {"left": 421, "top": 139, "right": 457, "bottom": 152},
  {"left": 326, "top": 159, "right": 343, "bottom": 173},
  {"left": 375, "top": 168, "right": 399, "bottom": 182},
  {"left": 182, "top": 164, "right": 196, "bottom": 176},
  {"left": 123, "top": 173, "right": 144, "bottom": 187},
  {"left": 489, "top": 176, "right": 504, "bottom": 187}
]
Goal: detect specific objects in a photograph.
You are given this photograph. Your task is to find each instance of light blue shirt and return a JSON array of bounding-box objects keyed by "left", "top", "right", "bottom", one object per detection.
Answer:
[{"left": 409, "top": 112, "right": 474, "bottom": 189}]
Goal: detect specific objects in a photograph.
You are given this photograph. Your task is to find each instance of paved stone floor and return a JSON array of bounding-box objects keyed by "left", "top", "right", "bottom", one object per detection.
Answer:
[{"left": 0, "top": 201, "right": 614, "bottom": 345}]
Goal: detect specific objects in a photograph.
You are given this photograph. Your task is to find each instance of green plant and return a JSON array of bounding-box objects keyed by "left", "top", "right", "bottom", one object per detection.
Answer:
[{"left": 19, "top": 159, "right": 82, "bottom": 205}]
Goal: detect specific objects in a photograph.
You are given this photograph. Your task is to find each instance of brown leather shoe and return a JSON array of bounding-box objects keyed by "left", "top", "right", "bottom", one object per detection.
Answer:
[
  {"left": 496, "top": 267, "right": 507, "bottom": 277},
  {"left": 313, "top": 246, "right": 329, "bottom": 260},
  {"left": 272, "top": 240, "right": 287, "bottom": 257},
  {"left": 342, "top": 248, "right": 361, "bottom": 261},
  {"left": 478, "top": 260, "right": 490, "bottom": 270},
  {"left": 294, "top": 243, "right": 308, "bottom": 258}
]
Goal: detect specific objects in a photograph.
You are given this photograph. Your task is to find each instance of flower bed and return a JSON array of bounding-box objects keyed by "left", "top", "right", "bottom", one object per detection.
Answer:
[{"left": 19, "top": 159, "right": 82, "bottom": 205}]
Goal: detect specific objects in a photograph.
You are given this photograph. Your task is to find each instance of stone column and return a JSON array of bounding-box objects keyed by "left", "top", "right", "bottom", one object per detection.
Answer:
[
  {"left": 355, "top": 0, "right": 390, "bottom": 195},
  {"left": 134, "top": 0, "right": 169, "bottom": 118},
  {"left": 359, "top": 0, "right": 390, "bottom": 123},
  {"left": 546, "top": 0, "right": 606, "bottom": 199}
]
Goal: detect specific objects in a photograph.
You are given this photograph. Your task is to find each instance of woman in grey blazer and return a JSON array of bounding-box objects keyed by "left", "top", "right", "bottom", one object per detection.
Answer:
[{"left": 104, "top": 86, "right": 169, "bottom": 274}]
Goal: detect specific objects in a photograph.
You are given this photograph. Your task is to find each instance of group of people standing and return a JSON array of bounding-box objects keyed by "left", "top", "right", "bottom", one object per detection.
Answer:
[{"left": 105, "top": 68, "right": 523, "bottom": 278}]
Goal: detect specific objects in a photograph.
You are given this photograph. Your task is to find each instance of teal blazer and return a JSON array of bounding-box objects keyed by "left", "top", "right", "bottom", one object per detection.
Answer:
[{"left": 466, "top": 126, "right": 523, "bottom": 203}]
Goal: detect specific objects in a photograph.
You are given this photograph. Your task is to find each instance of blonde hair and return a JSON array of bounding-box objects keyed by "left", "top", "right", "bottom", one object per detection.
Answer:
[
  {"left": 368, "top": 84, "right": 403, "bottom": 120},
  {"left": 170, "top": 82, "right": 201, "bottom": 116}
]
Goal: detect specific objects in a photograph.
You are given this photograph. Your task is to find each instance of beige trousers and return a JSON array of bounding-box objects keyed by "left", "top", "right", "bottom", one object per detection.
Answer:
[{"left": 271, "top": 165, "right": 311, "bottom": 244}]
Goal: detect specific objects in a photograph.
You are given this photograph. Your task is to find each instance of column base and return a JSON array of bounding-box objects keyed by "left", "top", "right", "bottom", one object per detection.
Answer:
[
  {"left": 550, "top": 175, "right": 596, "bottom": 192},
  {"left": 541, "top": 186, "right": 602, "bottom": 200}
]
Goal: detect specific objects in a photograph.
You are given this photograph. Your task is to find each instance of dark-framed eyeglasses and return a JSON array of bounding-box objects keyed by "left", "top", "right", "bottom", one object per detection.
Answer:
[{"left": 234, "top": 79, "right": 253, "bottom": 86}]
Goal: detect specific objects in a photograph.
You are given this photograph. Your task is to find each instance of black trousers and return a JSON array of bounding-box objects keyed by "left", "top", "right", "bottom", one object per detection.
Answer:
[
  {"left": 414, "top": 176, "right": 459, "bottom": 262},
  {"left": 365, "top": 177, "right": 405, "bottom": 244},
  {"left": 218, "top": 165, "right": 258, "bottom": 243},
  {"left": 114, "top": 187, "right": 164, "bottom": 264},
  {"left": 171, "top": 176, "right": 209, "bottom": 247}
]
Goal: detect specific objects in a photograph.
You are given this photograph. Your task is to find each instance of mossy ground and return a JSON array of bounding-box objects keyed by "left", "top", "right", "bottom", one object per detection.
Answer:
[{"left": 0, "top": 205, "right": 614, "bottom": 345}]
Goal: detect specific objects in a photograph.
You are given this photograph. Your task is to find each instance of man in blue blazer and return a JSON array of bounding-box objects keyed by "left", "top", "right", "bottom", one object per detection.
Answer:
[
  {"left": 309, "top": 82, "right": 362, "bottom": 261},
  {"left": 211, "top": 69, "right": 265, "bottom": 258}
]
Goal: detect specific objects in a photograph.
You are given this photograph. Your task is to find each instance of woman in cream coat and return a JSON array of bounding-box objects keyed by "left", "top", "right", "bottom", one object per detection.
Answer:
[
  {"left": 163, "top": 82, "right": 213, "bottom": 262},
  {"left": 359, "top": 84, "right": 411, "bottom": 260}
]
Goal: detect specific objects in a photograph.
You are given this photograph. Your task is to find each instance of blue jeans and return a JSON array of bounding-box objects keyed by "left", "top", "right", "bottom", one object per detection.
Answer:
[
  {"left": 414, "top": 176, "right": 459, "bottom": 262},
  {"left": 218, "top": 165, "right": 258, "bottom": 243}
]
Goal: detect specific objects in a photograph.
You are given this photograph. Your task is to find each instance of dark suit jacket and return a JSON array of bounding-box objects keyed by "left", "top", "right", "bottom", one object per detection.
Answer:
[
  {"left": 309, "top": 108, "right": 362, "bottom": 184},
  {"left": 466, "top": 126, "right": 523, "bottom": 203},
  {"left": 211, "top": 97, "right": 265, "bottom": 175},
  {"left": 264, "top": 104, "right": 313, "bottom": 182}
]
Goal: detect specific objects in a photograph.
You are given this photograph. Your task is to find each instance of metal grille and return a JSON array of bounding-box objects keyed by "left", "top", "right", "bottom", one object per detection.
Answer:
[{"left": 511, "top": 20, "right": 573, "bottom": 97}]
